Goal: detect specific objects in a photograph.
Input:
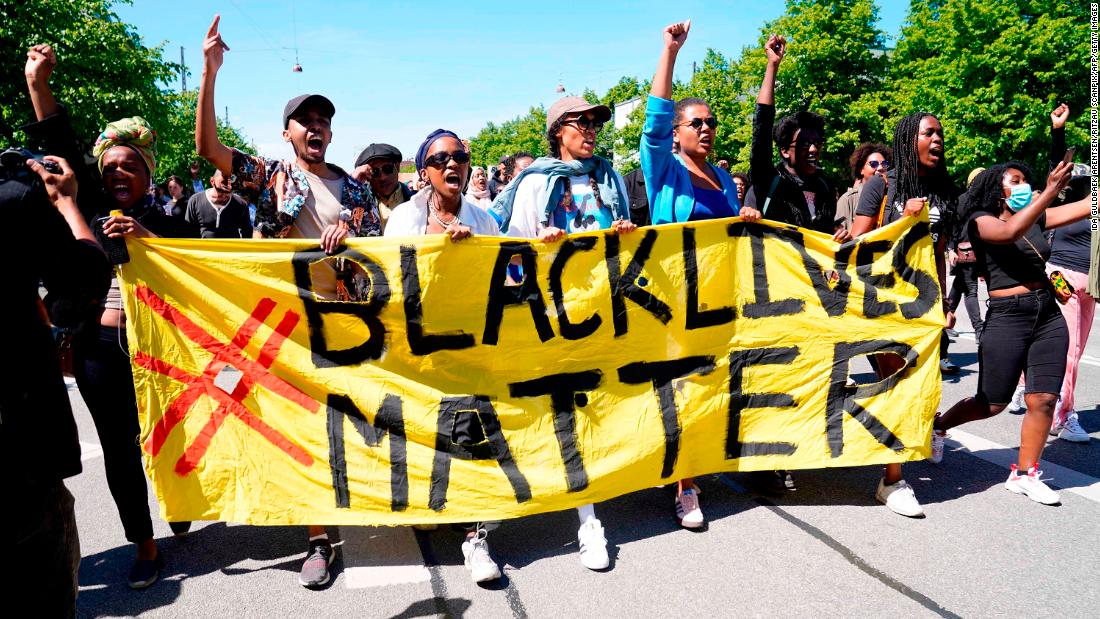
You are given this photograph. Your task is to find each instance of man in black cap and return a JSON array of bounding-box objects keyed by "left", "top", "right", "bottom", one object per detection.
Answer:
[
  {"left": 195, "top": 14, "right": 379, "bottom": 590},
  {"left": 352, "top": 143, "right": 412, "bottom": 231}
]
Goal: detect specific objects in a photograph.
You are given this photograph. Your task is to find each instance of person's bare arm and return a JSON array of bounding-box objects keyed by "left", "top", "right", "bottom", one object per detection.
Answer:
[
  {"left": 196, "top": 15, "right": 234, "bottom": 174},
  {"left": 24, "top": 44, "right": 59, "bottom": 120},
  {"left": 27, "top": 156, "right": 97, "bottom": 247},
  {"left": 1044, "top": 196, "right": 1092, "bottom": 229},
  {"left": 973, "top": 161, "right": 1073, "bottom": 243}
]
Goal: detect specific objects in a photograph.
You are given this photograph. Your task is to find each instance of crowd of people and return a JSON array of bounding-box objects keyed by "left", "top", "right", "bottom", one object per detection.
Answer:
[{"left": 10, "top": 17, "right": 1096, "bottom": 613}]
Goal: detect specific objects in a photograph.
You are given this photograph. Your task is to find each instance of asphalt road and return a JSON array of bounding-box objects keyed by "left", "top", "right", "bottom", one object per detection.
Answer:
[{"left": 67, "top": 281, "right": 1100, "bottom": 618}]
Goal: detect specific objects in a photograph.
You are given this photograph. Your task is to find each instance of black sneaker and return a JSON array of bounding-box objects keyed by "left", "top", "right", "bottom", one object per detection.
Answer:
[
  {"left": 169, "top": 521, "right": 192, "bottom": 536},
  {"left": 299, "top": 540, "right": 335, "bottom": 588},
  {"left": 128, "top": 551, "right": 162, "bottom": 590}
]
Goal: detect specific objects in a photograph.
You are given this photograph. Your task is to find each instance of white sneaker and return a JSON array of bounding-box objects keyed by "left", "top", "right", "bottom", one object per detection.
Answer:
[
  {"left": 577, "top": 519, "right": 609, "bottom": 570},
  {"left": 461, "top": 529, "right": 501, "bottom": 583},
  {"left": 1057, "top": 412, "right": 1090, "bottom": 443},
  {"left": 675, "top": 488, "right": 705, "bottom": 529},
  {"left": 930, "top": 414, "right": 947, "bottom": 464},
  {"left": 1005, "top": 464, "right": 1060, "bottom": 505},
  {"left": 1006, "top": 385, "right": 1026, "bottom": 413},
  {"left": 875, "top": 478, "right": 924, "bottom": 517}
]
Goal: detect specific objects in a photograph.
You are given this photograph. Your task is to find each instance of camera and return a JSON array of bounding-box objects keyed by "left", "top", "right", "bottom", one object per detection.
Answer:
[{"left": 0, "top": 147, "right": 62, "bottom": 181}]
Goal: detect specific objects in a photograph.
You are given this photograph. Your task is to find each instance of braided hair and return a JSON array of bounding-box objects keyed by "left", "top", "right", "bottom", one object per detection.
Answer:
[
  {"left": 547, "top": 118, "right": 606, "bottom": 222},
  {"left": 891, "top": 112, "right": 958, "bottom": 235}
]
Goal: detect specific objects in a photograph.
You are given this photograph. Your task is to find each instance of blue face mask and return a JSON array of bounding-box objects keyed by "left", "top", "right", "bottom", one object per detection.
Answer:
[{"left": 1006, "top": 183, "right": 1033, "bottom": 212}]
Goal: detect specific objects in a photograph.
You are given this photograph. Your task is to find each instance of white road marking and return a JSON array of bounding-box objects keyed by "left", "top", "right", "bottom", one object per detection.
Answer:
[
  {"left": 338, "top": 525, "right": 431, "bottom": 589},
  {"left": 957, "top": 333, "right": 1100, "bottom": 368},
  {"left": 946, "top": 429, "right": 1100, "bottom": 504},
  {"left": 80, "top": 441, "right": 103, "bottom": 461}
]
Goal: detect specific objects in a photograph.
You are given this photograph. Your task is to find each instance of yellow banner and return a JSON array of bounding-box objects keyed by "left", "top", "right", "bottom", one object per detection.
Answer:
[{"left": 120, "top": 216, "right": 943, "bottom": 526}]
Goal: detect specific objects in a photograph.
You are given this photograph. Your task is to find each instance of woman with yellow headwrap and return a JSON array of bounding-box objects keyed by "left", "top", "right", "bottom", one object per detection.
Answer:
[{"left": 24, "top": 44, "right": 197, "bottom": 590}]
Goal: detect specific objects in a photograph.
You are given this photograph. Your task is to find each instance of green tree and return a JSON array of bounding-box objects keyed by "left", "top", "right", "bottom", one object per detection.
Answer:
[
  {"left": 698, "top": 0, "right": 889, "bottom": 182},
  {"left": 877, "top": 0, "right": 1090, "bottom": 181},
  {"left": 0, "top": 0, "right": 253, "bottom": 183},
  {"left": 156, "top": 90, "right": 252, "bottom": 184},
  {"left": 468, "top": 106, "right": 548, "bottom": 169}
]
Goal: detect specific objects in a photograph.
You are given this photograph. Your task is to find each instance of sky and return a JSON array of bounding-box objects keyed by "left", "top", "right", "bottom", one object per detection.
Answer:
[{"left": 117, "top": 0, "right": 909, "bottom": 168}]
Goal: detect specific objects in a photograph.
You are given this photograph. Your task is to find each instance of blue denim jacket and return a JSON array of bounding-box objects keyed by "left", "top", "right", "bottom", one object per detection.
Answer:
[{"left": 640, "top": 95, "right": 741, "bottom": 224}]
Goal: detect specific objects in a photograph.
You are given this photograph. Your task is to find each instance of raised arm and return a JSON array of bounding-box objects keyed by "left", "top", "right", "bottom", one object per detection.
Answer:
[
  {"left": 196, "top": 15, "right": 234, "bottom": 174},
  {"left": 1048, "top": 103, "right": 1068, "bottom": 170},
  {"left": 24, "top": 45, "right": 59, "bottom": 120},
  {"left": 650, "top": 20, "right": 689, "bottom": 100},
  {"left": 756, "top": 34, "right": 785, "bottom": 106},
  {"left": 973, "top": 161, "right": 1073, "bottom": 243}
]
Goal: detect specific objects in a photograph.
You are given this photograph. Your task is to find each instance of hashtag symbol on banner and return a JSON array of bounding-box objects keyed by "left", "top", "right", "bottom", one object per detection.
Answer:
[{"left": 132, "top": 286, "right": 320, "bottom": 475}]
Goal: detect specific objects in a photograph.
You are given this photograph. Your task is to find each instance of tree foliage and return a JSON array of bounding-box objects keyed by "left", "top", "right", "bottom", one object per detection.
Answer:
[
  {"left": 0, "top": 0, "right": 252, "bottom": 183},
  {"left": 874, "top": 0, "right": 1090, "bottom": 181},
  {"left": 468, "top": 0, "right": 1086, "bottom": 188}
]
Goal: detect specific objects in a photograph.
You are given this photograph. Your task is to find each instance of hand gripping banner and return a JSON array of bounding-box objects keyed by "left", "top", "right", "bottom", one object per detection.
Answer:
[{"left": 119, "top": 215, "right": 943, "bottom": 525}]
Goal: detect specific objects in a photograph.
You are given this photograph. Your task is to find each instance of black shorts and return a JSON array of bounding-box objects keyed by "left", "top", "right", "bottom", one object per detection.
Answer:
[{"left": 976, "top": 289, "right": 1068, "bottom": 405}]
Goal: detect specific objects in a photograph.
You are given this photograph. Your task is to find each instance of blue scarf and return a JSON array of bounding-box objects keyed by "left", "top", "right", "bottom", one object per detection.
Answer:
[{"left": 489, "top": 156, "right": 628, "bottom": 233}]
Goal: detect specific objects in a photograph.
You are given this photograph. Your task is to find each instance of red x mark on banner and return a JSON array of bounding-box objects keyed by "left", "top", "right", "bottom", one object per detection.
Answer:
[{"left": 132, "top": 286, "right": 320, "bottom": 476}]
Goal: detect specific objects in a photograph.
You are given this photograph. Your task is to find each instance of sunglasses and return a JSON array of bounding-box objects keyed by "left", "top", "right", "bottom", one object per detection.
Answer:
[
  {"left": 678, "top": 117, "right": 719, "bottom": 130},
  {"left": 424, "top": 149, "right": 471, "bottom": 168},
  {"left": 369, "top": 163, "right": 396, "bottom": 177},
  {"left": 868, "top": 160, "right": 891, "bottom": 170},
  {"left": 789, "top": 138, "right": 824, "bottom": 150},
  {"left": 565, "top": 116, "right": 605, "bottom": 133}
]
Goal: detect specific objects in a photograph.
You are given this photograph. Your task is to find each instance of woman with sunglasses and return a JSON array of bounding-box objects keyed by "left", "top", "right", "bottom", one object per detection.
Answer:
[
  {"left": 490, "top": 95, "right": 633, "bottom": 571},
  {"left": 642, "top": 21, "right": 753, "bottom": 231},
  {"left": 465, "top": 166, "right": 493, "bottom": 210},
  {"left": 836, "top": 143, "right": 892, "bottom": 231},
  {"left": 640, "top": 20, "right": 759, "bottom": 528},
  {"left": 385, "top": 130, "right": 499, "bottom": 240},
  {"left": 383, "top": 129, "right": 504, "bottom": 584}
]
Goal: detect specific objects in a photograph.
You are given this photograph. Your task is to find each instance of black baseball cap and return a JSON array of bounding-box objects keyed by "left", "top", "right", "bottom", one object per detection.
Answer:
[
  {"left": 283, "top": 94, "right": 335, "bottom": 129},
  {"left": 354, "top": 143, "right": 402, "bottom": 168}
]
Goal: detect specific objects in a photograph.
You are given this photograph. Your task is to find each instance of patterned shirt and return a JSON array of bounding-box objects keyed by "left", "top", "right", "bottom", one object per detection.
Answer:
[{"left": 229, "top": 148, "right": 380, "bottom": 239}]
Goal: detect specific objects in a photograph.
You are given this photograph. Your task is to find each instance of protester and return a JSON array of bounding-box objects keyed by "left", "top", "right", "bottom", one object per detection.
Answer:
[
  {"left": 849, "top": 110, "right": 958, "bottom": 516},
  {"left": 195, "top": 15, "right": 381, "bottom": 589},
  {"left": 384, "top": 130, "right": 502, "bottom": 583},
  {"left": 25, "top": 43, "right": 199, "bottom": 588},
  {"left": 490, "top": 94, "right": 633, "bottom": 569},
  {"left": 488, "top": 154, "right": 508, "bottom": 199},
  {"left": 624, "top": 167, "right": 650, "bottom": 225},
  {"left": 730, "top": 172, "right": 749, "bottom": 205},
  {"left": 836, "top": 142, "right": 891, "bottom": 231},
  {"left": 352, "top": 142, "right": 412, "bottom": 231},
  {"left": 944, "top": 167, "right": 986, "bottom": 343},
  {"left": 3, "top": 150, "right": 110, "bottom": 615},
  {"left": 1044, "top": 165, "right": 1095, "bottom": 443},
  {"left": 184, "top": 168, "right": 252, "bottom": 238},
  {"left": 639, "top": 20, "right": 761, "bottom": 526},
  {"left": 386, "top": 130, "right": 499, "bottom": 238},
  {"left": 164, "top": 174, "right": 188, "bottom": 216},
  {"left": 465, "top": 165, "right": 493, "bottom": 210},
  {"left": 509, "top": 151, "right": 535, "bottom": 180},
  {"left": 933, "top": 160, "right": 1090, "bottom": 504},
  {"left": 745, "top": 35, "right": 848, "bottom": 242}
]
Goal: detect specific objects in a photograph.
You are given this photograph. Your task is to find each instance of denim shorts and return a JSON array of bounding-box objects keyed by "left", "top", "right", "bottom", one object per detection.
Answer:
[{"left": 977, "top": 289, "right": 1069, "bottom": 405}]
